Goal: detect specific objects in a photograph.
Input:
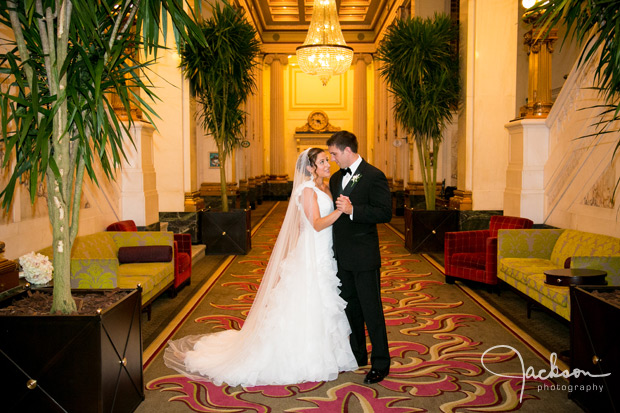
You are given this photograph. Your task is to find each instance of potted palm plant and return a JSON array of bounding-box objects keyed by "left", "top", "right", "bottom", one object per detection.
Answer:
[
  {"left": 377, "top": 13, "right": 460, "bottom": 252},
  {"left": 0, "top": 1, "right": 204, "bottom": 410},
  {"left": 179, "top": 0, "right": 260, "bottom": 255}
]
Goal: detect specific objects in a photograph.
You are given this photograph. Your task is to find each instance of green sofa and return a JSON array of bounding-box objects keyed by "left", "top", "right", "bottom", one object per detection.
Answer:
[
  {"left": 40, "top": 231, "right": 175, "bottom": 317},
  {"left": 497, "top": 228, "right": 620, "bottom": 320}
]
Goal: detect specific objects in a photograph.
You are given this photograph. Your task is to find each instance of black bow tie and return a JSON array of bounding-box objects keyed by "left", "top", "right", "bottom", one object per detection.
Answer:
[{"left": 341, "top": 167, "right": 352, "bottom": 175}]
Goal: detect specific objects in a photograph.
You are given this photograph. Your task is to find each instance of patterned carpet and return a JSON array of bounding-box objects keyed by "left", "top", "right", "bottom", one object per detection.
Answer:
[
  {"left": 137, "top": 202, "right": 583, "bottom": 412},
  {"left": 140, "top": 202, "right": 278, "bottom": 350}
]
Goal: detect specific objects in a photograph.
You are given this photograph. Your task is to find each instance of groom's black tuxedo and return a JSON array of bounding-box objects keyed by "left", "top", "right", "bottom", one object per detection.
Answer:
[
  {"left": 329, "top": 158, "right": 392, "bottom": 372},
  {"left": 330, "top": 159, "right": 392, "bottom": 270}
]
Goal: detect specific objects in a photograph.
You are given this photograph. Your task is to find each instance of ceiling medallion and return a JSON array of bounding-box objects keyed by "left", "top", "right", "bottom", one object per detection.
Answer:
[{"left": 295, "top": 0, "right": 353, "bottom": 86}]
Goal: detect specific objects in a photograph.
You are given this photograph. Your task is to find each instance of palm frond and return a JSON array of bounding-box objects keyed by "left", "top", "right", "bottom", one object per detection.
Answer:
[
  {"left": 376, "top": 13, "right": 460, "bottom": 209},
  {"left": 179, "top": 0, "right": 260, "bottom": 167},
  {"left": 0, "top": 0, "right": 205, "bottom": 209}
]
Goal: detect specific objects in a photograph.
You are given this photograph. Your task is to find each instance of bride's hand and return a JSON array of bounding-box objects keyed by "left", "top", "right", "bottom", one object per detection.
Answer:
[{"left": 336, "top": 195, "right": 352, "bottom": 215}]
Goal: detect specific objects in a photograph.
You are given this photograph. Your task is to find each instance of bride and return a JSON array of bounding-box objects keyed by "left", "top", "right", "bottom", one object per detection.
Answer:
[{"left": 164, "top": 147, "right": 358, "bottom": 387}]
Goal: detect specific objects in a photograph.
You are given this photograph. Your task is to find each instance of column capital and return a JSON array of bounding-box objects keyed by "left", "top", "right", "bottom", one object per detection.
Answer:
[
  {"left": 524, "top": 28, "right": 558, "bottom": 53},
  {"left": 353, "top": 53, "right": 373, "bottom": 66},
  {"left": 264, "top": 54, "right": 289, "bottom": 66}
]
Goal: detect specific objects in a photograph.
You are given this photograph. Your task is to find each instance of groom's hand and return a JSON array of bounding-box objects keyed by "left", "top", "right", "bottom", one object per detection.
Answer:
[{"left": 336, "top": 195, "right": 353, "bottom": 215}]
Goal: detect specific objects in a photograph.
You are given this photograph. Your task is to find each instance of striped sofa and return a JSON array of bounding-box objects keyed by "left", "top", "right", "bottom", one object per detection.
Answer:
[{"left": 497, "top": 229, "right": 620, "bottom": 320}]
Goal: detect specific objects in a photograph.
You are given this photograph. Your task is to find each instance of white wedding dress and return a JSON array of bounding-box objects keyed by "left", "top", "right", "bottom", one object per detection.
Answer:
[{"left": 164, "top": 180, "right": 358, "bottom": 387}]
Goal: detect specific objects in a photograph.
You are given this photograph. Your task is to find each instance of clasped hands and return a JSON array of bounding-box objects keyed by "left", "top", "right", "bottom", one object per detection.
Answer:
[{"left": 336, "top": 195, "right": 353, "bottom": 215}]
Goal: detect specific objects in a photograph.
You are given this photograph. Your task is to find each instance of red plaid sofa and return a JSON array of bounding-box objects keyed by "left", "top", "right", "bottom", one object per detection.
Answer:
[{"left": 444, "top": 216, "right": 533, "bottom": 285}]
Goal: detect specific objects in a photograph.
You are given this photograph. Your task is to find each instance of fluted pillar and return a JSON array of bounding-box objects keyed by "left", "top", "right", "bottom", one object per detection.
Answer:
[
  {"left": 238, "top": 57, "right": 264, "bottom": 180},
  {"left": 253, "top": 59, "right": 265, "bottom": 178},
  {"left": 353, "top": 54, "right": 372, "bottom": 158},
  {"left": 264, "top": 54, "right": 288, "bottom": 175},
  {"left": 374, "top": 58, "right": 389, "bottom": 173},
  {"left": 521, "top": 27, "right": 558, "bottom": 118},
  {"left": 120, "top": 121, "right": 159, "bottom": 226}
]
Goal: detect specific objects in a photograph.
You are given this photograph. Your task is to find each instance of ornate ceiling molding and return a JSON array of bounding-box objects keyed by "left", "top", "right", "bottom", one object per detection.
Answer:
[{"left": 235, "top": 0, "right": 409, "bottom": 53}]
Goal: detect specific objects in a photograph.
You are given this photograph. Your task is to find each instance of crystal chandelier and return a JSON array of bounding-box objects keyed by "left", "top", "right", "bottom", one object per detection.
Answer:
[{"left": 296, "top": 0, "right": 354, "bottom": 86}]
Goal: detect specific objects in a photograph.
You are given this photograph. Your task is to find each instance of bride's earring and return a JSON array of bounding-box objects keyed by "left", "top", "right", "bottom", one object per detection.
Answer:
[{"left": 307, "top": 165, "right": 317, "bottom": 179}]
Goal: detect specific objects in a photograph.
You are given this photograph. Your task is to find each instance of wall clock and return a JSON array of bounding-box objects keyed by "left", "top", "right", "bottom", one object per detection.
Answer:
[
  {"left": 294, "top": 110, "right": 341, "bottom": 133},
  {"left": 308, "top": 111, "right": 328, "bottom": 132}
]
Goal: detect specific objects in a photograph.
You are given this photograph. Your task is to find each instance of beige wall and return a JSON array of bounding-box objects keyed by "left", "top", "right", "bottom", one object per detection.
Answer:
[
  {"left": 415, "top": 0, "right": 453, "bottom": 18},
  {"left": 458, "top": 0, "right": 519, "bottom": 210},
  {"left": 0, "top": 156, "right": 121, "bottom": 260},
  {"left": 147, "top": 26, "right": 192, "bottom": 212},
  {"left": 261, "top": 56, "right": 358, "bottom": 178},
  {"left": 287, "top": 57, "right": 355, "bottom": 172}
]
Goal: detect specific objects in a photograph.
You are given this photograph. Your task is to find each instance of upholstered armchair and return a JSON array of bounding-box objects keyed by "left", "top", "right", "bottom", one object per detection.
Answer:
[
  {"left": 106, "top": 220, "right": 192, "bottom": 295},
  {"left": 444, "top": 216, "right": 533, "bottom": 285},
  {"left": 171, "top": 233, "right": 192, "bottom": 296},
  {"left": 106, "top": 220, "right": 138, "bottom": 232}
]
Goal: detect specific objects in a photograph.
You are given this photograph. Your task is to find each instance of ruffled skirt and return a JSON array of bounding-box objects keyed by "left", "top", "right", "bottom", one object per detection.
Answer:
[{"left": 164, "top": 244, "right": 357, "bottom": 387}]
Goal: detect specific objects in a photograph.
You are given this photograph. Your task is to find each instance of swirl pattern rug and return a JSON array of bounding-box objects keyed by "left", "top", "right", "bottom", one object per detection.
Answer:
[{"left": 138, "top": 202, "right": 582, "bottom": 412}]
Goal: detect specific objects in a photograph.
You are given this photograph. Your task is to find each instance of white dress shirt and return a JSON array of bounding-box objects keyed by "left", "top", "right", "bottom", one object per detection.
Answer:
[
  {"left": 341, "top": 155, "right": 362, "bottom": 219},
  {"left": 341, "top": 155, "right": 363, "bottom": 188}
]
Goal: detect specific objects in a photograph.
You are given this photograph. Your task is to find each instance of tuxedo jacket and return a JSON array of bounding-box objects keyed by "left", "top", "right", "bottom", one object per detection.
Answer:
[{"left": 329, "top": 159, "right": 392, "bottom": 271}]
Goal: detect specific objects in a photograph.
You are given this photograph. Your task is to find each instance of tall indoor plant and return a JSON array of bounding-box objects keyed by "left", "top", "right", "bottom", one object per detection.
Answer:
[
  {"left": 0, "top": 0, "right": 204, "bottom": 314},
  {"left": 377, "top": 13, "right": 460, "bottom": 211},
  {"left": 179, "top": 0, "right": 260, "bottom": 212}
]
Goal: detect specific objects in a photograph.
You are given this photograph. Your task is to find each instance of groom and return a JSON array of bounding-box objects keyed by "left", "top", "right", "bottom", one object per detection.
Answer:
[{"left": 327, "top": 131, "right": 392, "bottom": 384}]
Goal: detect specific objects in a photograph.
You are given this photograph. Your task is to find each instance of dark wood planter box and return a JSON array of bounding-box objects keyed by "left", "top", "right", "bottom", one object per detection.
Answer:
[
  {"left": 201, "top": 194, "right": 239, "bottom": 211},
  {"left": 256, "top": 182, "right": 264, "bottom": 205},
  {"left": 239, "top": 189, "right": 249, "bottom": 209},
  {"left": 393, "top": 190, "right": 406, "bottom": 217},
  {"left": 265, "top": 181, "right": 291, "bottom": 200},
  {"left": 0, "top": 269, "right": 19, "bottom": 293},
  {"left": 247, "top": 187, "right": 257, "bottom": 210},
  {"left": 0, "top": 287, "right": 144, "bottom": 412},
  {"left": 404, "top": 207, "right": 459, "bottom": 252},
  {"left": 570, "top": 286, "right": 619, "bottom": 412},
  {"left": 201, "top": 209, "right": 251, "bottom": 255}
]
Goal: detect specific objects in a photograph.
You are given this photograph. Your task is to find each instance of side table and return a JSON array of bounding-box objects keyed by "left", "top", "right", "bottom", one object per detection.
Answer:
[{"left": 543, "top": 268, "right": 607, "bottom": 287}]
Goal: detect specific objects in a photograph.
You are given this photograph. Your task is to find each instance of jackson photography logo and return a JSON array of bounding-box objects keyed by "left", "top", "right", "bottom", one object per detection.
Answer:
[{"left": 481, "top": 345, "right": 610, "bottom": 402}]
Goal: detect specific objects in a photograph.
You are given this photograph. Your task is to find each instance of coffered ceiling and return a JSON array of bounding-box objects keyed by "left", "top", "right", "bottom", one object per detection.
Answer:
[
  {"left": 235, "top": 0, "right": 409, "bottom": 53},
  {"left": 248, "top": 0, "right": 383, "bottom": 27}
]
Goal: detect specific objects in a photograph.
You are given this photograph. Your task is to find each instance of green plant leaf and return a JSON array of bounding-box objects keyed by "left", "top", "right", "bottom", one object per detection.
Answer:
[
  {"left": 377, "top": 13, "right": 460, "bottom": 210},
  {"left": 178, "top": 0, "right": 260, "bottom": 211}
]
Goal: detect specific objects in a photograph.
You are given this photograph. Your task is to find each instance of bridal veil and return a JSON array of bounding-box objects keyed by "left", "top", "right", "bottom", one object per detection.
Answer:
[{"left": 163, "top": 148, "right": 356, "bottom": 387}]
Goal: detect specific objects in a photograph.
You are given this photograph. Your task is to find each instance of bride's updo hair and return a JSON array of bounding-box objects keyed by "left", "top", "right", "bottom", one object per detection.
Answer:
[{"left": 297, "top": 147, "right": 325, "bottom": 177}]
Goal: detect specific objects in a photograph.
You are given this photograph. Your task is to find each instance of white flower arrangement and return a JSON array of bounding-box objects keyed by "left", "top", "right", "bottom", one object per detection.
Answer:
[
  {"left": 350, "top": 173, "right": 362, "bottom": 187},
  {"left": 19, "top": 252, "right": 53, "bottom": 285}
]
